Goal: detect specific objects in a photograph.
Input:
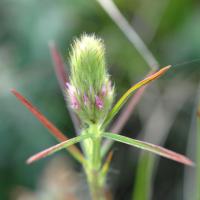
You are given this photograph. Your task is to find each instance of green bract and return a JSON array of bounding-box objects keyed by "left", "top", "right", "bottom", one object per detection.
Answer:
[{"left": 66, "top": 34, "right": 114, "bottom": 125}]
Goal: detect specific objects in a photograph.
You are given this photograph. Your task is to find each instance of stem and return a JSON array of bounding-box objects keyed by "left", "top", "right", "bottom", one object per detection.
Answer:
[
  {"left": 83, "top": 124, "right": 107, "bottom": 200},
  {"left": 88, "top": 170, "right": 106, "bottom": 200}
]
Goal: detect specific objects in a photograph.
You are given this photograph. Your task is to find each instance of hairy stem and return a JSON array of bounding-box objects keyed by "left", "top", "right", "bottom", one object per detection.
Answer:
[
  {"left": 88, "top": 170, "right": 106, "bottom": 200},
  {"left": 83, "top": 124, "right": 106, "bottom": 200}
]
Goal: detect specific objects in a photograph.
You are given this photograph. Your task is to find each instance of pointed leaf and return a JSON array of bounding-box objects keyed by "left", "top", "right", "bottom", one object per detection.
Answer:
[
  {"left": 49, "top": 41, "right": 68, "bottom": 89},
  {"left": 102, "top": 73, "right": 152, "bottom": 157},
  {"left": 102, "top": 66, "right": 171, "bottom": 128},
  {"left": 11, "top": 89, "right": 84, "bottom": 163},
  {"left": 27, "top": 134, "right": 91, "bottom": 164},
  {"left": 102, "top": 132, "right": 194, "bottom": 166},
  {"left": 110, "top": 83, "right": 149, "bottom": 133}
]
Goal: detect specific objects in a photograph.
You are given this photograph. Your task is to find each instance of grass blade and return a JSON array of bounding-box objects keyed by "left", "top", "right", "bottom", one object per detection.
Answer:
[
  {"left": 132, "top": 152, "right": 155, "bottom": 200},
  {"left": 102, "top": 66, "right": 171, "bottom": 128},
  {"left": 96, "top": 0, "right": 159, "bottom": 70},
  {"left": 27, "top": 134, "right": 91, "bottom": 164},
  {"left": 11, "top": 89, "right": 85, "bottom": 164},
  {"left": 102, "top": 132, "right": 194, "bottom": 166}
]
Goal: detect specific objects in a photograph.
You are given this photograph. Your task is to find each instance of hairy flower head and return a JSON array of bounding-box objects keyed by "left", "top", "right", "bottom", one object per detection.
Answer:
[{"left": 66, "top": 34, "right": 114, "bottom": 124}]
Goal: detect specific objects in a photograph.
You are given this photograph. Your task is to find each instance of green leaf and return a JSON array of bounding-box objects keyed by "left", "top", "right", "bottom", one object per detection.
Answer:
[
  {"left": 101, "top": 71, "right": 152, "bottom": 158},
  {"left": 102, "top": 66, "right": 171, "bottom": 128},
  {"left": 27, "top": 134, "right": 91, "bottom": 164},
  {"left": 102, "top": 132, "right": 194, "bottom": 166}
]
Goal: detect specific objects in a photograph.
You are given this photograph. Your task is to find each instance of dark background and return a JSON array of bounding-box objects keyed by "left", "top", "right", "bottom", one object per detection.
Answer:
[{"left": 0, "top": 0, "right": 200, "bottom": 199}]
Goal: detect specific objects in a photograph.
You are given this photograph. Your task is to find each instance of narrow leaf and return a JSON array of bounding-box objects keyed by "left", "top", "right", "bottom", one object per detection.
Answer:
[
  {"left": 102, "top": 66, "right": 171, "bottom": 128},
  {"left": 11, "top": 89, "right": 84, "bottom": 163},
  {"left": 49, "top": 41, "right": 68, "bottom": 89},
  {"left": 102, "top": 132, "right": 194, "bottom": 166},
  {"left": 27, "top": 134, "right": 91, "bottom": 164},
  {"left": 102, "top": 71, "right": 153, "bottom": 157},
  {"left": 101, "top": 151, "right": 114, "bottom": 177},
  {"left": 110, "top": 83, "right": 149, "bottom": 134}
]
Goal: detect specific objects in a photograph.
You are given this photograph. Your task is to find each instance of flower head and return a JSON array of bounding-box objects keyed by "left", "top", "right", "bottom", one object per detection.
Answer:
[{"left": 66, "top": 34, "right": 114, "bottom": 124}]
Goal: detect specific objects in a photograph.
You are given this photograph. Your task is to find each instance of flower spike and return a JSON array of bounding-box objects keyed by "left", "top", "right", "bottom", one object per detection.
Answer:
[{"left": 65, "top": 34, "right": 115, "bottom": 124}]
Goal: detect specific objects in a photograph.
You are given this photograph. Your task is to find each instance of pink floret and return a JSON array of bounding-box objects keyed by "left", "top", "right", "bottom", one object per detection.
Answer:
[
  {"left": 71, "top": 95, "right": 80, "bottom": 109},
  {"left": 95, "top": 95, "right": 104, "bottom": 109},
  {"left": 83, "top": 94, "right": 89, "bottom": 105}
]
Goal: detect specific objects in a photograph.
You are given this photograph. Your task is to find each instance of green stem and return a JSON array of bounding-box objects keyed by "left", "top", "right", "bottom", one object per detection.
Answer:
[
  {"left": 88, "top": 170, "right": 106, "bottom": 200},
  {"left": 92, "top": 137, "right": 101, "bottom": 169},
  {"left": 83, "top": 124, "right": 106, "bottom": 200}
]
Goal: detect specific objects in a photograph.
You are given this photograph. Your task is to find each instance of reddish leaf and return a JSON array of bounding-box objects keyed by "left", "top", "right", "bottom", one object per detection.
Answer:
[
  {"left": 27, "top": 134, "right": 90, "bottom": 164},
  {"left": 11, "top": 89, "right": 84, "bottom": 163},
  {"left": 49, "top": 41, "right": 68, "bottom": 89}
]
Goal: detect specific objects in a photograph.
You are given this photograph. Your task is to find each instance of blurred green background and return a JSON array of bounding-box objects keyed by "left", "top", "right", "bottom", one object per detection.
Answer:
[{"left": 0, "top": 0, "right": 200, "bottom": 199}]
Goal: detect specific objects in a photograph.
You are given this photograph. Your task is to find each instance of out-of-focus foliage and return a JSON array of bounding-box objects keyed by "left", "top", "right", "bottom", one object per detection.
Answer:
[{"left": 0, "top": 0, "right": 199, "bottom": 200}]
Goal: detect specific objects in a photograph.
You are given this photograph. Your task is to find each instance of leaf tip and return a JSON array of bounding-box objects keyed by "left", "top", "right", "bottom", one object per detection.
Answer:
[
  {"left": 159, "top": 65, "right": 171, "bottom": 74},
  {"left": 48, "top": 40, "right": 55, "bottom": 49},
  {"left": 26, "top": 149, "right": 49, "bottom": 165},
  {"left": 26, "top": 158, "right": 33, "bottom": 165},
  {"left": 10, "top": 88, "right": 17, "bottom": 94},
  {"left": 165, "top": 65, "right": 172, "bottom": 69},
  {"left": 184, "top": 158, "right": 195, "bottom": 167}
]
